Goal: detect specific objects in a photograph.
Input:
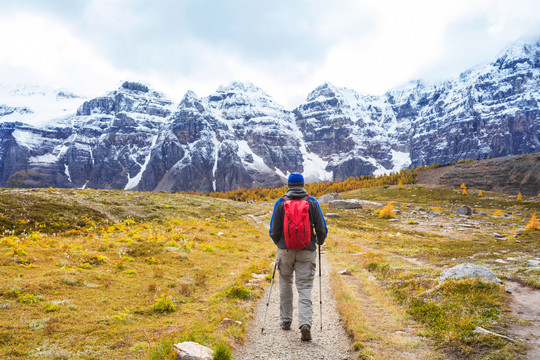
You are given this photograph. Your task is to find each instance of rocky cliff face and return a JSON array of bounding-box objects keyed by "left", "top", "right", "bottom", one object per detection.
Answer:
[{"left": 0, "top": 39, "right": 539, "bottom": 192}]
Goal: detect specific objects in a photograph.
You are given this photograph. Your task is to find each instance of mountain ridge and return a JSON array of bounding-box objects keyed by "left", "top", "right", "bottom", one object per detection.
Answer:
[{"left": 0, "top": 37, "right": 539, "bottom": 192}]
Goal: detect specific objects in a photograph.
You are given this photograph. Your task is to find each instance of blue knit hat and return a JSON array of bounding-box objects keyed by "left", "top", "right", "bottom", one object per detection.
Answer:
[{"left": 288, "top": 172, "right": 304, "bottom": 188}]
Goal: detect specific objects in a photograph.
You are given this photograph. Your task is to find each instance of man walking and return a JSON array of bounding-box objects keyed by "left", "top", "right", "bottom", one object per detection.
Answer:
[{"left": 269, "top": 172, "right": 327, "bottom": 341}]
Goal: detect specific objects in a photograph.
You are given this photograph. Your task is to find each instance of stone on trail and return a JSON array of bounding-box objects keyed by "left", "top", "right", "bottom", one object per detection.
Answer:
[
  {"left": 318, "top": 193, "right": 340, "bottom": 204},
  {"left": 454, "top": 205, "right": 473, "bottom": 216},
  {"left": 439, "top": 263, "right": 502, "bottom": 284},
  {"left": 174, "top": 342, "right": 213, "bottom": 360}
]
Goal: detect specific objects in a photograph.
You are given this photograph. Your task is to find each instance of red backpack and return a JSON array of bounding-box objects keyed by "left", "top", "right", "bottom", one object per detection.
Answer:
[{"left": 282, "top": 196, "right": 311, "bottom": 249}]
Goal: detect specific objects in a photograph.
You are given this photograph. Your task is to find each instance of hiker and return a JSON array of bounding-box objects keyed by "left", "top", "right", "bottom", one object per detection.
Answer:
[{"left": 269, "top": 172, "right": 327, "bottom": 341}]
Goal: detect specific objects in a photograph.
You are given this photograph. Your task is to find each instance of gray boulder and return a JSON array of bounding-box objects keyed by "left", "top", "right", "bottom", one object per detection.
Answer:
[
  {"left": 328, "top": 199, "right": 383, "bottom": 209},
  {"left": 439, "top": 263, "right": 502, "bottom": 284},
  {"left": 318, "top": 193, "right": 340, "bottom": 204},
  {"left": 454, "top": 205, "right": 474, "bottom": 216},
  {"left": 329, "top": 199, "right": 364, "bottom": 209},
  {"left": 174, "top": 342, "right": 213, "bottom": 360}
]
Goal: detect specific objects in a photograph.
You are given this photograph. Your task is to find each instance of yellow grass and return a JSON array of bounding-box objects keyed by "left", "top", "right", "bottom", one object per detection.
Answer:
[{"left": 0, "top": 189, "right": 274, "bottom": 359}]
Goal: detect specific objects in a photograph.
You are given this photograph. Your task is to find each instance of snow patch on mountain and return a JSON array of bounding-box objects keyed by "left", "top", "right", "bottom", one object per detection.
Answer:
[
  {"left": 237, "top": 140, "right": 274, "bottom": 174},
  {"left": 125, "top": 134, "right": 158, "bottom": 190},
  {"left": 390, "top": 150, "right": 412, "bottom": 173},
  {"left": 0, "top": 84, "right": 84, "bottom": 127},
  {"left": 29, "top": 153, "right": 57, "bottom": 165},
  {"left": 64, "top": 164, "right": 72, "bottom": 183},
  {"left": 12, "top": 129, "right": 45, "bottom": 149}
]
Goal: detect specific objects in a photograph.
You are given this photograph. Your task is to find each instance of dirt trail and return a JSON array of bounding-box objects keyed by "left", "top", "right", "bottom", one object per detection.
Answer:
[
  {"left": 505, "top": 281, "right": 540, "bottom": 359},
  {"left": 235, "top": 254, "right": 354, "bottom": 360}
]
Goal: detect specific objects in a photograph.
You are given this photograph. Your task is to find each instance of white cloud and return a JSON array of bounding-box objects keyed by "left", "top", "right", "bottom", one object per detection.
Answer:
[
  {"left": 0, "top": 13, "right": 131, "bottom": 95},
  {"left": 0, "top": 1, "right": 538, "bottom": 107}
]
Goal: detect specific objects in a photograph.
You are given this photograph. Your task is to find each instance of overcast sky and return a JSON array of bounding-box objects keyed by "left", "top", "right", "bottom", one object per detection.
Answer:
[{"left": 0, "top": 0, "right": 539, "bottom": 107}]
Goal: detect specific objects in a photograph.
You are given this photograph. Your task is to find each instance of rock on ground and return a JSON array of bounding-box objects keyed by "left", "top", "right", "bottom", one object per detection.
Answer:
[
  {"left": 329, "top": 199, "right": 363, "bottom": 209},
  {"left": 439, "top": 263, "right": 502, "bottom": 284},
  {"left": 318, "top": 193, "right": 340, "bottom": 204},
  {"left": 174, "top": 342, "right": 213, "bottom": 360},
  {"left": 454, "top": 205, "right": 474, "bottom": 216}
]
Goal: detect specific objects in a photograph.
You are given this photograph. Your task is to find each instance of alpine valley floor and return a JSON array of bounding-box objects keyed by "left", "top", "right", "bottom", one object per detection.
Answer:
[{"left": 0, "top": 184, "right": 539, "bottom": 359}]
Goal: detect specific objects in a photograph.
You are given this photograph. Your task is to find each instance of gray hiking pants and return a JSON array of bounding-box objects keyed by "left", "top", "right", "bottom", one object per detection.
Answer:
[{"left": 277, "top": 248, "right": 317, "bottom": 328}]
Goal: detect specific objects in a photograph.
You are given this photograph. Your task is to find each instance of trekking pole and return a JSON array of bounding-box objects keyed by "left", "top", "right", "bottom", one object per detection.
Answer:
[
  {"left": 261, "top": 257, "right": 278, "bottom": 334},
  {"left": 318, "top": 244, "right": 323, "bottom": 331}
]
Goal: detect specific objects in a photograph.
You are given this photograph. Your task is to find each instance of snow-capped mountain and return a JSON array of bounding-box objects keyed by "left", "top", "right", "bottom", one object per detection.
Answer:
[{"left": 0, "top": 38, "right": 539, "bottom": 192}]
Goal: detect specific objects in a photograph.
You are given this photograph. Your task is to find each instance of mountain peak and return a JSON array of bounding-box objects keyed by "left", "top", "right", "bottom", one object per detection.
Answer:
[
  {"left": 181, "top": 90, "right": 199, "bottom": 100},
  {"left": 306, "top": 82, "right": 362, "bottom": 105},
  {"left": 111, "top": 81, "right": 171, "bottom": 102},
  {"left": 120, "top": 81, "right": 149, "bottom": 93},
  {"left": 494, "top": 36, "right": 540, "bottom": 70},
  {"left": 306, "top": 82, "right": 338, "bottom": 102},
  {"left": 216, "top": 81, "right": 268, "bottom": 95},
  {"left": 178, "top": 90, "right": 205, "bottom": 112}
]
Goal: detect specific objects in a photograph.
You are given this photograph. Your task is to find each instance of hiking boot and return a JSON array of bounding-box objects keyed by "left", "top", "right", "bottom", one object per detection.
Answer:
[
  {"left": 281, "top": 321, "right": 291, "bottom": 330},
  {"left": 300, "top": 324, "right": 312, "bottom": 341}
]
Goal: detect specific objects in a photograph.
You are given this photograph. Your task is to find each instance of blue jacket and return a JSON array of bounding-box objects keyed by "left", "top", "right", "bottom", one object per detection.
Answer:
[{"left": 269, "top": 187, "right": 327, "bottom": 250}]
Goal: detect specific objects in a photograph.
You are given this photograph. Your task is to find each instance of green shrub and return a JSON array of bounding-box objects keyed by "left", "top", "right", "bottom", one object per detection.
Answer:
[
  {"left": 227, "top": 285, "right": 251, "bottom": 300},
  {"left": 145, "top": 256, "right": 158, "bottom": 265},
  {"left": 213, "top": 343, "right": 232, "bottom": 360},
  {"left": 151, "top": 295, "right": 177, "bottom": 313},
  {"left": 43, "top": 303, "right": 60, "bottom": 312},
  {"left": 88, "top": 254, "right": 107, "bottom": 265},
  {"left": 17, "top": 294, "right": 42, "bottom": 304}
]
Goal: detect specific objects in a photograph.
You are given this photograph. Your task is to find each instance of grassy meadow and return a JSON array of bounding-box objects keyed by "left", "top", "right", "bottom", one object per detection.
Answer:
[
  {"left": 0, "top": 182, "right": 539, "bottom": 359},
  {"left": 0, "top": 188, "right": 275, "bottom": 359},
  {"left": 324, "top": 185, "right": 539, "bottom": 359}
]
